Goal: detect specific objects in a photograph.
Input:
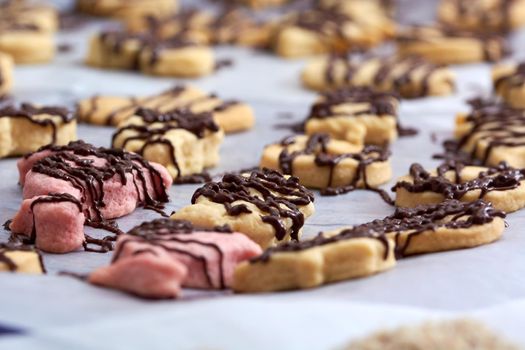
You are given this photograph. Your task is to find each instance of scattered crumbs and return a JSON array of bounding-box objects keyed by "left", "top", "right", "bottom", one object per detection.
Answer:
[
  {"left": 215, "top": 59, "right": 234, "bottom": 71},
  {"left": 58, "top": 43, "right": 74, "bottom": 53}
]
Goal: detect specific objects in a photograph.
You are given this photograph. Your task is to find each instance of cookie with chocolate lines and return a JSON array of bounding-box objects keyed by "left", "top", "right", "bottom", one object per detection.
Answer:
[
  {"left": 0, "top": 22, "right": 55, "bottom": 64},
  {"left": 302, "top": 55, "right": 455, "bottom": 98},
  {"left": 0, "top": 52, "right": 13, "bottom": 97},
  {"left": 86, "top": 30, "right": 215, "bottom": 78},
  {"left": 493, "top": 62, "right": 525, "bottom": 109},
  {"left": 112, "top": 108, "right": 224, "bottom": 182},
  {"left": 0, "top": 243, "right": 45, "bottom": 274},
  {"left": 0, "top": 103, "right": 76, "bottom": 158},
  {"left": 393, "top": 162, "right": 525, "bottom": 213},
  {"left": 76, "top": 85, "right": 255, "bottom": 133},
  {"left": 0, "top": 0, "right": 58, "bottom": 33},
  {"left": 260, "top": 134, "right": 392, "bottom": 196},
  {"left": 233, "top": 200, "right": 505, "bottom": 293},
  {"left": 171, "top": 168, "right": 315, "bottom": 249},
  {"left": 272, "top": 8, "right": 394, "bottom": 58},
  {"left": 451, "top": 99, "right": 525, "bottom": 168},
  {"left": 304, "top": 87, "right": 400, "bottom": 146},
  {"left": 396, "top": 25, "right": 509, "bottom": 65},
  {"left": 89, "top": 218, "right": 262, "bottom": 299},
  {"left": 76, "top": 0, "right": 177, "bottom": 23},
  {"left": 438, "top": 0, "right": 525, "bottom": 33}
]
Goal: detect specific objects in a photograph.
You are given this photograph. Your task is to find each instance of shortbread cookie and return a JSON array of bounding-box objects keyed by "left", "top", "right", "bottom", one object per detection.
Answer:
[
  {"left": 0, "top": 52, "right": 13, "bottom": 97},
  {"left": 319, "top": 0, "right": 394, "bottom": 17},
  {"left": 171, "top": 168, "right": 315, "bottom": 249},
  {"left": 260, "top": 134, "right": 392, "bottom": 195},
  {"left": 76, "top": 85, "right": 255, "bottom": 133},
  {"left": 302, "top": 55, "right": 455, "bottom": 98},
  {"left": 305, "top": 87, "right": 399, "bottom": 146},
  {"left": 396, "top": 25, "right": 508, "bottom": 65},
  {"left": 0, "top": 0, "right": 58, "bottom": 33},
  {"left": 492, "top": 62, "right": 525, "bottom": 108},
  {"left": 233, "top": 199, "right": 505, "bottom": 292},
  {"left": 89, "top": 218, "right": 262, "bottom": 298},
  {"left": 393, "top": 162, "right": 525, "bottom": 213},
  {"left": 86, "top": 31, "right": 215, "bottom": 78},
  {"left": 0, "top": 103, "right": 76, "bottom": 158},
  {"left": 438, "top": 0, "right": 525, "bottom": 33},
  {"left": 0, "top": 243, "right": 45, "bottom": 274},
  {"left": 451, "top": 99, "right": 525, "bottom": 168},
  {"left": 76, "top": 0, "right": 177, "bottom": 21},
  {"left": 112, "top": 108, "right": 224, "bottom": 181},
  {"left": 272, "top": 8, "right": 394, "bottom": 58},
  {"left": 9, "top": 141, "right": 172, "bottom": 253},
  {"left": 0, "top": 23, "right": 55, "bottom": 64}
]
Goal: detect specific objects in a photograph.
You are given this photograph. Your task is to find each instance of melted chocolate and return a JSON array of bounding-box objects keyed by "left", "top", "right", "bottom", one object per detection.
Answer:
[
  {"left": 191, "top": 168, "right": 314, "bottom": 242},
  {"left": 449, "top": 0, "right": 515, "bottom": 33},
  {"left": 252, "top": 199, "right": 505, "bottom": 262},
  {"left": 494, "top": 62, "right": 525, "bottom": 91}
]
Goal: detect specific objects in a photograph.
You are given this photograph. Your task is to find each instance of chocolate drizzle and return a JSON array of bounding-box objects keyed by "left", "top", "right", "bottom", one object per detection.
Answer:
[
  {"left": 0, "top": 103, "right": 74, "bottom": 145},
  {"left": 494, "top": 62, "right": 525, "bottom": 91},
  {"left": 251, "top": 199, "right": 505, "bottom": 262},
  {"left": 191, "top": 168, "right": 314, "bottom": 242},
  {"left": 446, "top": 0, "right": 516, "bottom": 33},
  {"left": 276, "top": 133, "right": 392, "bottom": 202},
  {"left": 0, "top": 242, "right": 46, "bottom": 273},
  {"left": 114, "top": 219, "right": 232, "bottom": 289},
  {"left": 24, "top": 141, "right": 170, "bottom": 252},
  {"left": 393, "top": 162, "right": 525, "bottom": 200}
]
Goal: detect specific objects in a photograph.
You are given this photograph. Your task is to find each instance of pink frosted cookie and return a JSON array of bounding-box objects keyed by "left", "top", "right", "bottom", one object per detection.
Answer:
[
  {"left": 9, "top": 141, "right": 172, "bottom": 254},
  {"left": 89, "top": 219, "right": 262, "bottom": 298}
]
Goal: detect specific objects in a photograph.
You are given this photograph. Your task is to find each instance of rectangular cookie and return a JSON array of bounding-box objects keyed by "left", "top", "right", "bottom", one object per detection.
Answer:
[
  {"left": 0, "top": 23, "right": 55, "bottom": 64},
  {"left": 233, "top": 199, "right": 505, "bottom": 293},
  {"left": 0, "top": 52, "right": 13, "bottom": 97},
  {"left": 302, "top": 55, "right": 455, "bottom": 98},
  {"left": 171, "top": 168, "right": 315, "bottom": 249},
  {"left": 112, "top": 108, "right": 224, "bottom": 182},
  {"left": 0, "top": 243, "right": 45, "bottom": 274},
  {"left": 76, "top": 85, "right": 256, "bottom": 133},
  {"left": 0, "top": 103, "right": 77, "bottom": 158}
]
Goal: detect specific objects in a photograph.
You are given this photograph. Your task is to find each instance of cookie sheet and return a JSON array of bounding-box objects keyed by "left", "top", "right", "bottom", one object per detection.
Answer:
[{"left": 1, "top": 0, "right": 525, "bottom": 349}]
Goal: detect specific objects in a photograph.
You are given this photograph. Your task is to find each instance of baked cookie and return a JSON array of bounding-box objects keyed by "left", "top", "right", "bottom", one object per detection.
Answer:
[
  {"left": 233, "top": 199, "right": 505, "bottom": 292},
  {"left": 492, "top": 62, "right": 525, "bottom": 109},
  {"left": 305, "top": 87, "right": 399, "bottom": 146},
  {"left": 0, "top": 52, "right": 13, "bottom": 97},
  {"left": 112, "top": 108, "right": 224, "bottom": 182},
  {"left": 76, "top": 85, "right": 256, "bottom": 133},
  {"left": 86, "top": 31, "right": 215, "bottom": 78},
  {"left": 0, "top": 103, "right": 77, "bottom": 158},
  {"left": 393, "top": 162, "right": 525, "bottom": 213},
  {"left": 260, "top": 134, "right": 392, "bottom": 195},
  {"left": 301, "top": 55, "right": 455, "bottom": 98},
  {"left": 76, "top": 0, "right": 178, "bottom": 22},
  {"left": 319, "top": 0, "right": 394, "bottom": 17},
  {"left": 0, "top": 243, "right": 45, "bottom": 274},
  {"left": 0, "top": 0, "right": 58, "bottom": 33},
  {"left": 438, "top": 0, "right": 525, "bottom": 33},
  {"left": 0, "top": 23, "right": 55, "bottom": 64},
  {"left": 89, "top": 219, "right": 262, "bottom": 298},
  {"left": 451, "top": 99, "right": 525, "bottom": 168},
  {"left": 396, "top": 25, "right": 508, "bottom": 65},
  {"left": 9, "top": 141, "right": 172, "bottom": 253},
  {"left": 171, "top": 168, "right": 315, "bottom": 249},
  {"left": 272, "top": 8, "right": 394, "bottom": 58}
]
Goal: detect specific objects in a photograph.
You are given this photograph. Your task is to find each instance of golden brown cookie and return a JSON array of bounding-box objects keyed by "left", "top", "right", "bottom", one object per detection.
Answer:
[
  {"left": 302, "top": 55, "right": 455, "bottom": 98},
  {"left": 233, "top": 200, "right": 505, "bottom": 293},
  {"left": 0, "top": 52, "right": 13, "bottom": 97},
  {"left": 492, "top": 62, "right": 525, "bottom": 109},
  {"left": 260, "top": 133, "right": 392, "bottom": 195},
  {"left": 76, "top": 85, "right": 255, "bottom": 133},
  {"left": 0, "top": 103, "right": 77, "bottom": 158},
  {"left": 171, "top": 168, "right": 315, "bottom": 249},
  {"left": 76, "top": 0, "right": 178, "bottom": 23}
]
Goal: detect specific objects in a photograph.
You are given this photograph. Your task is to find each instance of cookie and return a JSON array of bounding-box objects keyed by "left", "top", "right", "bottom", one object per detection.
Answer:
[
  {"left": 492, "top": 62, "right": 525, "bottom": 109},
  {"left": 396, "top": 25, "right": 508, "bottom": 65},
  {"left": 0, "top": 243, "right": 45, "bottom": 274},
  {"left": 89, "top": 218, "right": 262, "bottom": 298},
  {"left": 0, "top": 0, "right": 58, "bottom": 33},
  {"left": 451, "top": 99, "right": 525, "bottom": 168},
  {"left": 305, "top": 87, "right": 399, "bottom": 146},
  {"left": 0, "top": 52, "right": 13, "bottom": 97},
  {"left": 272, "top": 8, "right": 394, "bottom": 58},
  {"left": 112, "top": 108, "right": 224, "bottom": 182},
  {"left": 302, "top": 55, "right": 455, "bottom": 98},
  {"left": 0, "top": 23, "right": 55, "bottom": 64},
  {"left": 86, "top": 31, "right": 215, "bottom": 78},
  {"left": 260, "top": 134, "right": 392, "bottom": 195},
  {"left": 438, "top": 0, "right": 525, "bottom": 33},
  {"left": 233, "top": 200, "right": 505, "bottom": 293},
  {"left": 76, "top": 0, "right": 178, "bottom": 22},
  {"left": 0, "top": 103, "right": 77, "bottom": 158},
  {"left": 9, "top": 141, "right": 172, "bottom": 253},
  {"left": 171, "top": 168, "right": 315, "bottom": 249},
  {"left": 76, "top": 85, "right": 256, "bottom": 133},
  {"left": 393, "top": 162, "right": 525, "bottom": 213}
]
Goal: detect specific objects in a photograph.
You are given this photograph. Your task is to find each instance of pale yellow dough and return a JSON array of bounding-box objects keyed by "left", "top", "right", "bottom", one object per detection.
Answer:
[{"left": 0, "top": 249, "right": 44, "bottom": 274}]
